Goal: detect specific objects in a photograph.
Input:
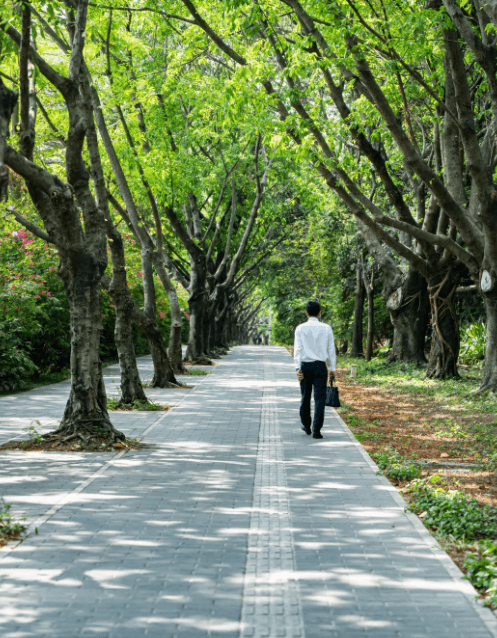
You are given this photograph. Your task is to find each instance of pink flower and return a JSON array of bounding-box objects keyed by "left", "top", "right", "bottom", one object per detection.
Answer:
[
  {"left": 47, "top": 292, "right": 51, "bottom": 297},
  {"left": 49, "top": 266, "right": 54, "bottom": 271},
  {"left": 131, "top": 240, "right": 136, "bottom": 245},
  {"left": 35, "top": 295, "right": 40, "bottom": 298},
  {"left": 137, "top": 272, "right": 143, "bottom": 277},
  {"left": 107, "top": 247, "right": 111, "bottom": 251},
  {"left": 11, "top": 285, "right": 16, "bottom": 289},
  {"left": 159, "top": 311, "right": 166, "bottom": 319}
]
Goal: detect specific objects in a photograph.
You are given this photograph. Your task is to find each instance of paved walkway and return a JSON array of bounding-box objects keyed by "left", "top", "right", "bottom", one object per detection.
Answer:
[{"left": 1, "top": 346, "right": 496, "bottom": 638}]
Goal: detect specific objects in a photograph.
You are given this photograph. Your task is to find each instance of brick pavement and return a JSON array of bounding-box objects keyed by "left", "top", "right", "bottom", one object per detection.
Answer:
[{"left": 1, "top": 346, "right": 496, "bottom": 638}]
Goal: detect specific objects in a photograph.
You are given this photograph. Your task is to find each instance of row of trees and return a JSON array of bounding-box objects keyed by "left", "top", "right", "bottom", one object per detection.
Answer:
[
  {"left": 3, "top": 0, "right": 497, "bottom": 448},
  {"left": 169, "top": 0, "right": 497, "bottom": 391},
  {"left": 0, "top": 0, "right": 292, "bottom": 444}
]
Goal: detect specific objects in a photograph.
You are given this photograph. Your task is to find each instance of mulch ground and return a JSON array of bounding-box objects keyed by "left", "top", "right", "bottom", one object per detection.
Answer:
[
  {"left": 335, "top": 365, "right": 497, "bottom": 508},
  {"left": 0, "top": 529, "right": 23, "bottom": 550},
  {"left": 0, "top": 437, "right": 149, "bottom": 453}
]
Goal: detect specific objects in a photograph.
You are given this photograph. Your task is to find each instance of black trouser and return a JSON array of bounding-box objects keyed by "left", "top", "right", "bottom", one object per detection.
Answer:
[{"left": 300, "top": 360, "right": 327, "bottom": 433}]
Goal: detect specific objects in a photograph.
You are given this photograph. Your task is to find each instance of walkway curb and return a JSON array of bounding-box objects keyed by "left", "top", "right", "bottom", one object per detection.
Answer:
[{"left": 334, "top": 408, "right": 497, "bottom": 637}]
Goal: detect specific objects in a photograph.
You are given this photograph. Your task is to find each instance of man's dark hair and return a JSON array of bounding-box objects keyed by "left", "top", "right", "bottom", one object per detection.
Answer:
[{"left": 306, "top": 300, "right": 321, "bottom": 317}]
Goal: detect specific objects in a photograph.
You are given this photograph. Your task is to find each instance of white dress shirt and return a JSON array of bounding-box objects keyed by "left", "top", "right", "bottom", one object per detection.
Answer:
[{"left": 293, "top": 317, "right": 336, "bottom": 371}]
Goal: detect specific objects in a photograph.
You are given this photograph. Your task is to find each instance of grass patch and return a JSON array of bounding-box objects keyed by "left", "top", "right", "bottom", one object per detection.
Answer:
[
  {"left": 183, "top": 369, "right": 210, "bottom": 376},
  {"left": 106, "top": 397, "right": 170, "bottom": 411},
  {"left": 339, "top": 355, "right": 497, "bottom": 414}
]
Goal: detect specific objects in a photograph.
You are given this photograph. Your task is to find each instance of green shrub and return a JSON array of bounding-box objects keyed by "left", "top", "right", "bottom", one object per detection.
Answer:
[
  {"left": 0, "top": 499, "right": 25, "bottom": 540},
  {"left": 459, "top": 322, "right": 486, "bottom": 365},
  {"left": 406, "top": 477, "right": 497, "bottom": 540},
  {"left": 371, "top": 447, "right": 421, "bottom": 481},
  {"left": 464, "top": 541, "right": 497, "bottom": 609},
  {"left": 0, "top": 319, "right": 38, "bottom": 392}
]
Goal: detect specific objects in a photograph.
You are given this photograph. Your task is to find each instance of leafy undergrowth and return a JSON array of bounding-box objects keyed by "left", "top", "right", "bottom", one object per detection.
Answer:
[
  {"left": 335, "top": 356, "right": 497, "bottom": 609},
  {"left": 0, "top": 368, "right": 70, "bottom": 398},
  {"left": 107, "top": 397, "right": 170, "bottom": 411},
  {"left": 402, "top": 476, "right": 497, "bottom": 608},
  {"left": 0, "top": 499, "right": 26, "bottom": 549},
  {"left": 371, "top": 448, "right": 420, "bottom": 481}
]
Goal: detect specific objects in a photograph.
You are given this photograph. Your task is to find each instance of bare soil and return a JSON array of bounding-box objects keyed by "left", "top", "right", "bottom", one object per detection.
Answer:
[{"left": 335, "top": 365, "right": 497, "bottom": 509}]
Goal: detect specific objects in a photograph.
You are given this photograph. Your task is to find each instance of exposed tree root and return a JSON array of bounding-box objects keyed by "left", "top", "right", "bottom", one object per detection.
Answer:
[{"left": 38, "top": 418, "right": 127, "bottom": 451}]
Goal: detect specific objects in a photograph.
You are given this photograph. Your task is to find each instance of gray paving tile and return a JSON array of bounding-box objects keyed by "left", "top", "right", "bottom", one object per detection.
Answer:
[{"left": 0, "top": 347, "right": 496, "bottom": 638}]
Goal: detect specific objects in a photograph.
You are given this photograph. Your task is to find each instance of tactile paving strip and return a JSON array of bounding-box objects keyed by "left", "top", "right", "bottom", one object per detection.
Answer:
[{"left": 240, "top": 354, "right": 306, "bottom": 638}]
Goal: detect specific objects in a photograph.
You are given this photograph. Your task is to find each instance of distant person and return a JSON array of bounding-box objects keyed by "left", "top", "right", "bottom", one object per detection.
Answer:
[{"left": 294, "top": 300, "right": 336, "bottom": 439}]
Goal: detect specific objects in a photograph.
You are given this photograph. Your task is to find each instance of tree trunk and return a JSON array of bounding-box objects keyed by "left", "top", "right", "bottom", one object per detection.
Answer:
[
  {"left": 153, "top": 251, "right": 187, "bottom": 374},
  {"left": 169, "top": 324, "right": 185, "bottom": 374},
  {"left": 350, "top": 257, "right": 365, "bottom": 357},
  {"left": 365, "top": 288, "right": 374, "bottom": 361},
  {"left": 114, "top": 305, "right": 148, "bottom": 404},
  {"left": 185, "top": 256, "right": 212, "bottom": 364},
  {"left": 387, "top": 270, "right": 430, "bottom": 365},
  {"left": 479, "top": 287, "right": 497, "bottom": 392},
  {"left": 426, "top": 266, "right": 462, "bottom": 379},
  {"left": 361, "top": 255, "right": 375, "bottom": 361},
  {"left": 102, "top": 273, "right": 179, "bottom": 388},
  {"left": 108, "top": 234, "right": 148, "bottom": 405},
  {"left": 54, "top": 256, "right": 124, "bottom": 443}
]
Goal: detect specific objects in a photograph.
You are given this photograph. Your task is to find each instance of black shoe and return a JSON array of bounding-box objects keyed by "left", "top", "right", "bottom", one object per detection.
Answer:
[
  {"left": 312, "top": 432, "right": 324, "bottom": 439},
  {"left": 301, "top": 426, "right": 311, "bottom": 435}
]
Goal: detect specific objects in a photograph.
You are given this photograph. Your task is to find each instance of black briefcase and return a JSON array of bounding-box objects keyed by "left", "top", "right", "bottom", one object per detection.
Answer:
[{"left": 325, "top": 382, "right": 340, "bottom": 408}]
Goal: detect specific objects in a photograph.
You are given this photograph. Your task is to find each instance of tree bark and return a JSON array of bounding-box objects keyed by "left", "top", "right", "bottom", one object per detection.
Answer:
[
  {"left": 426, "top": 266, "right": 462, "bottom": 379},
  {"left": 152, "top": 251, "right": 187, "bottom": 374},
  {"left": 350, "top": 256, "right": 365, "bottom": 357},
  {"left": 362, "top": 263, "right": 375, "bottom": 362},
  {"left": 185, "top": 253, "right": 212, "bottom": 364},
  {"left": 387, "top": 270, "right": 430, "bottom": 365},
  {"left": 479, "top": 288, "right": 497, "bottom": 392},
  {"left": 107, "top": 234, "right": 148, "bottom": 405}
]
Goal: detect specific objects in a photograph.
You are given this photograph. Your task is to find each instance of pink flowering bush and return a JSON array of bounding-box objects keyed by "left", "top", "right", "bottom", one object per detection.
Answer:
[{"left": 0, "top": 227, "right": 188, "bottom": 391}]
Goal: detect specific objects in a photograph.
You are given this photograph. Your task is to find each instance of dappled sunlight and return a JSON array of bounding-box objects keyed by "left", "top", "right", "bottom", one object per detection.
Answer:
[
  {"left": 0, "top": 347, "right": 491, "bottom": 637},
  {"left": 85, "top": 569, "right": 149, "bottom": 589}
]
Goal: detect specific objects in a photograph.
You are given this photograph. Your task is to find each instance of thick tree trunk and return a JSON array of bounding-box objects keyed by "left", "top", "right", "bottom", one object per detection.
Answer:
[
  {"left": 105, "top": 230, "right": 148, "bottom": 405},
  {"left": 426, "top": 267, "right": 462, "bottom": 379},
  {"left": 114, "top": 306, "right": 148, "bottom": 404},
  {"left": 53, "top": 258, "right": 124, "bottom": 443},
  {"left": 153, "top": 251, "right": 187, "bottom": 374},
  {"left": 169, "top": 324, "right": 185, "bottom": 374},
  {"left": 185, "top": 257, "right": 212, "bottom": 364},
  {"left": 387, "top": 271, "right": 429, "bottom": 364},
  {"left": 186, "top": 294, "right": 211, "bottom": 363},
  {"left": 350, "top": 258, "right": 365, "bottom": 357},
  {"left": 365, "top": 288, "right": 374, "bottom": 361},
  {"left": 102, "top": 274, "right": 179, "bottom": 388},
  {"left": 215, "top": 294, "right": 231, "bottom": 352},
  {"left": 479, "top": 288, "right": 497, "bottom": 392}
]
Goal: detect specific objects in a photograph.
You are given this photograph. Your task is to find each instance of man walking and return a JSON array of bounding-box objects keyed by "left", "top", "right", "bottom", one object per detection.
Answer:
[{"left": 294, "top": 300, "right": 336, "bottom": 439}]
